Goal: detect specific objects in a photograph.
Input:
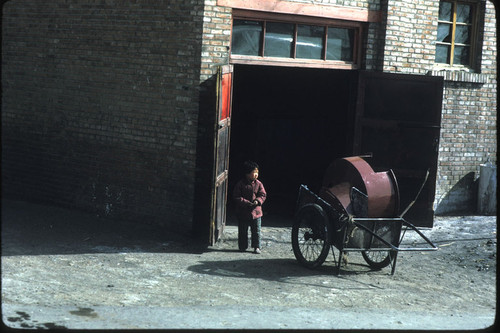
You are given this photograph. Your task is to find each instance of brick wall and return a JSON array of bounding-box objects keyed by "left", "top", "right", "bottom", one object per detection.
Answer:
[
  {"left": 382, "top": 0, "right": 497, "bottom": 214},
  {"left": 2, "top": 0, "right": 205, "bottom": 230},
  {"left": 434, "top": 1, "right": 497, "bottom": 214},
  {"left": 3, "top": 0, "right": 496, "bottom": 237},
  {"left": 383, "top": 0, "right": 439, "bottom": 74},
  {"left": 191, "top": 0, "right": 232, "bottom": 238},
  {"left": 365, "top": 0, "right": 387, "bottom": 70},
  {"left": 207, "top": 0, "right": 496, "bottom": 216},
  {"left": 200, "top": 0, "right": 232, "bottom": 81},
  {"left": 211, "top": 0, "right": 497, "bottom": 215}
]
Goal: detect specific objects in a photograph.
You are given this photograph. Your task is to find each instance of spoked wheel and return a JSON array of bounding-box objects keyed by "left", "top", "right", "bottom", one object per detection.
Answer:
[
  {"left": 361, "top": 250, "right": 396, "bottom": 269},
  {"left": 292, "top": 204, "right": 330, "bottom": 269}
]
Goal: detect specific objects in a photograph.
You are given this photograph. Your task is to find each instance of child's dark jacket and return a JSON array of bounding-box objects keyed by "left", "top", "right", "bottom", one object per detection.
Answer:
[{"left": 233, "top": 179, "right": 267, "bottom": 220}]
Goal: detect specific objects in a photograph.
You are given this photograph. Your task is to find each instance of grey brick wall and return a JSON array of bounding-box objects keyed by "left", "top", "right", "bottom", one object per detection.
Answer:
[
  {"left": 200, "top": 0, "right": 231, "bottom": 81},
  {"left": 383, "top": 0, "right": 439, "bottom": 74},
  {"left": 434, "top": 1, "right": 497, "bottom": 214},
  {"left": 2, "top": 0, "right": 205, "bottom": 229},
  {"left": 209, "top": 0, "right": 496, "bottom": 214},
  {"left": 2, "top": 0, "right": 496, "bottom": 235},
  {"left": 381, "top": 0, "right": 497, "bottom": 214}
]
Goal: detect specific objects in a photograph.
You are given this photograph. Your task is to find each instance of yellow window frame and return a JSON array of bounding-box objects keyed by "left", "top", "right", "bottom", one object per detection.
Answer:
[{"left": 436, "top": 0, "right": 477, "bottom": 67}]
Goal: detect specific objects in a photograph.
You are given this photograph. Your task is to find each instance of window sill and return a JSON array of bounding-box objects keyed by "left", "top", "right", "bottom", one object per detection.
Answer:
[
  {"left": 427, "top": 68, "right": 488, "bottom": 84},
  {"left": 230, "top": 54, "right": 357, "bottom": 69}
]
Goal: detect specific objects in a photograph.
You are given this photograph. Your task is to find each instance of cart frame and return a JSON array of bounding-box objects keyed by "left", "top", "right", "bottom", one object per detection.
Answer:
[{"left": 293, "top": 184, "right": 438, "bottom": 275}]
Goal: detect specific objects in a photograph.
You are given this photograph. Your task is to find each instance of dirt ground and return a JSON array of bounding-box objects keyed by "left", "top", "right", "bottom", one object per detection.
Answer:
[
  {"left": 216, "top": 214, "right": 497, "bottom": 322},
  {"left": 1, "top": 199, "right": 497, "bottom": 330}
]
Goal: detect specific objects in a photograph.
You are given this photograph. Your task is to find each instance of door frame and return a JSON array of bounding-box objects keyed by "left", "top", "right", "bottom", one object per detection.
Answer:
[{"left": 204, "top": 67, "right": 443, "bottom": 244}]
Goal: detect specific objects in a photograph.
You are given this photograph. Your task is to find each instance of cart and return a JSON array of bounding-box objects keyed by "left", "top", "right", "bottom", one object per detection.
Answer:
[{"left": 291, "top": 156, "right": 437, "bottom": 275}]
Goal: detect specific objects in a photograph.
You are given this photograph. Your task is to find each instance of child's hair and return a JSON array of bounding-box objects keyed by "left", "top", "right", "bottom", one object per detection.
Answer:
[{"left": 243, "top": 160, "right": 259, "bottom": 175}]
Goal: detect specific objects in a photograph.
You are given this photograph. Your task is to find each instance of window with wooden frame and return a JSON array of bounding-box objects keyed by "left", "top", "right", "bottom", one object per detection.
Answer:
[
  {"left": 230, "top": 11, "right": 363, "bottom": 69},
  {"left": 435, "top": 0, "right": 479, "bottom": 68}
]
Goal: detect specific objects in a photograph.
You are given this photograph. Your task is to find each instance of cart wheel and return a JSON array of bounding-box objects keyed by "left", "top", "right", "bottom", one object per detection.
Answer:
[
  {"left": 292, "top": 204, "right": 330, "bottom": 269},
  {"left": 361, "top": 250, "right": 395, "bottom": 270}
]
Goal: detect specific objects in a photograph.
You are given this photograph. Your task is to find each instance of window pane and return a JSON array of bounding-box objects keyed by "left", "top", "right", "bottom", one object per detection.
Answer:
[
  {"left": 438, "top": 1, "right": 453, "bottom": 21},
  {"left": 326, "top": 27, "right": 354, "bottom": 61},
  {"left": 454, "top": 46, "right": 470, "bottom": 65},
  {"left": 435, "top": 44, "right": 450, "bottom": 63},
  {"left": 454, "top": 25, "right": 471, "bottom": 44},
  {"left": 437, "top": 23, "right": 452, "bottom": 43},
  {"left": 456, "top": 3, "right": 473, "bottom": 23},
  {"left": 435, "top": 1, "right": 476, "bottom": 67},
  {"left": 296, "top": 25, "right": 324, "bottom": 59},
  {"left": 264, "top": 22, "right": 294, "bottom": 58},
  {"left": 231, "top": 20, "right": 262, "bottom": 56}
]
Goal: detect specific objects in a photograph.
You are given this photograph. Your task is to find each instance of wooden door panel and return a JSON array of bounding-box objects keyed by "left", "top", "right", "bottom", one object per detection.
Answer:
[
  {"left": 210, "top": 65, "right": 233, "bottom": 245},
  {"left": 354, "top": 71, "right": 443, "bottom": 227}
]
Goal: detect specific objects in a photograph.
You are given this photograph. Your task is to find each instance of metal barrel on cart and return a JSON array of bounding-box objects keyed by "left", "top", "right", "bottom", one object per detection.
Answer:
[{"left": 291, "top": 155, "right": 437, "bottom": 275}]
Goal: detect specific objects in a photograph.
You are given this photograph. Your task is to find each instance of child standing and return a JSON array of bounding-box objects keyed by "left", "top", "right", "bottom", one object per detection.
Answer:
[{"left": 233, "top": 161, "right": 267, "bottom": 254}]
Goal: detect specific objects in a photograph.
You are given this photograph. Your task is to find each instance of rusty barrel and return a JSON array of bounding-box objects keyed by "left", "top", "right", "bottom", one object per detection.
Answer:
[{"left": 319, "top": 156, "right": 399, "bottom": 217}]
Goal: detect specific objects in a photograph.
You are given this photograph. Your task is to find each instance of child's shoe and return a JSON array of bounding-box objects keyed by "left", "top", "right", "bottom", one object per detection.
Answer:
[{"left": 254, "top": 248, "right": 261, "bottom": 254}]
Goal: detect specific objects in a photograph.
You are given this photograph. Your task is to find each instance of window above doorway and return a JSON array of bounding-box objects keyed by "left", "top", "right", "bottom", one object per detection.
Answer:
[{"left": 230, "top": 11, "right": 363, "bottom": 69}]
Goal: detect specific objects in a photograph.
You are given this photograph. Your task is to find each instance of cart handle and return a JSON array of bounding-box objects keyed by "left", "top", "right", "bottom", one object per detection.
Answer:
[
  {"left": 350, "top": 217, "right": 438, "bottom": 252},
  {"left": 399, "top": 169, "right": 430, "bottom": 218}
]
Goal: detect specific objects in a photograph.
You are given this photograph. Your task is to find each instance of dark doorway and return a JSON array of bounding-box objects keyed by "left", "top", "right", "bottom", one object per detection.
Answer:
[{"left": 227, "top": 65, "right": 355, "bottom": 226}]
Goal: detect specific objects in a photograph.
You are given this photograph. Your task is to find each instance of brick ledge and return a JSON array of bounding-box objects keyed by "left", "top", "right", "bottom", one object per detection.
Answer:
[{"left": 427, "top": 70, "right": 488, "bottom": 84}]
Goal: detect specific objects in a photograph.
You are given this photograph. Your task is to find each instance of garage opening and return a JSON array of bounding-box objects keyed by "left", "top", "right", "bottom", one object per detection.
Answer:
[{"left": 227, "top": 65, "right": 356, "bottom": 226}]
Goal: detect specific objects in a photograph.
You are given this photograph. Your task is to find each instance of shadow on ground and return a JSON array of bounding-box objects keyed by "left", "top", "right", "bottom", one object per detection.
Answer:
[
  {"left": 187, "top": 257, "right": 384, "bottom": 290},
  {"left": 1, "top": 200, "right": 205, "bottom": 256}
]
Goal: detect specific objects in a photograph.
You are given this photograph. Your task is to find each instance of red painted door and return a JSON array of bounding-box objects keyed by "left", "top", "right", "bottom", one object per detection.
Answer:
[{"left": 210, "top": 65, "right": 234, "bottom": 245}]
